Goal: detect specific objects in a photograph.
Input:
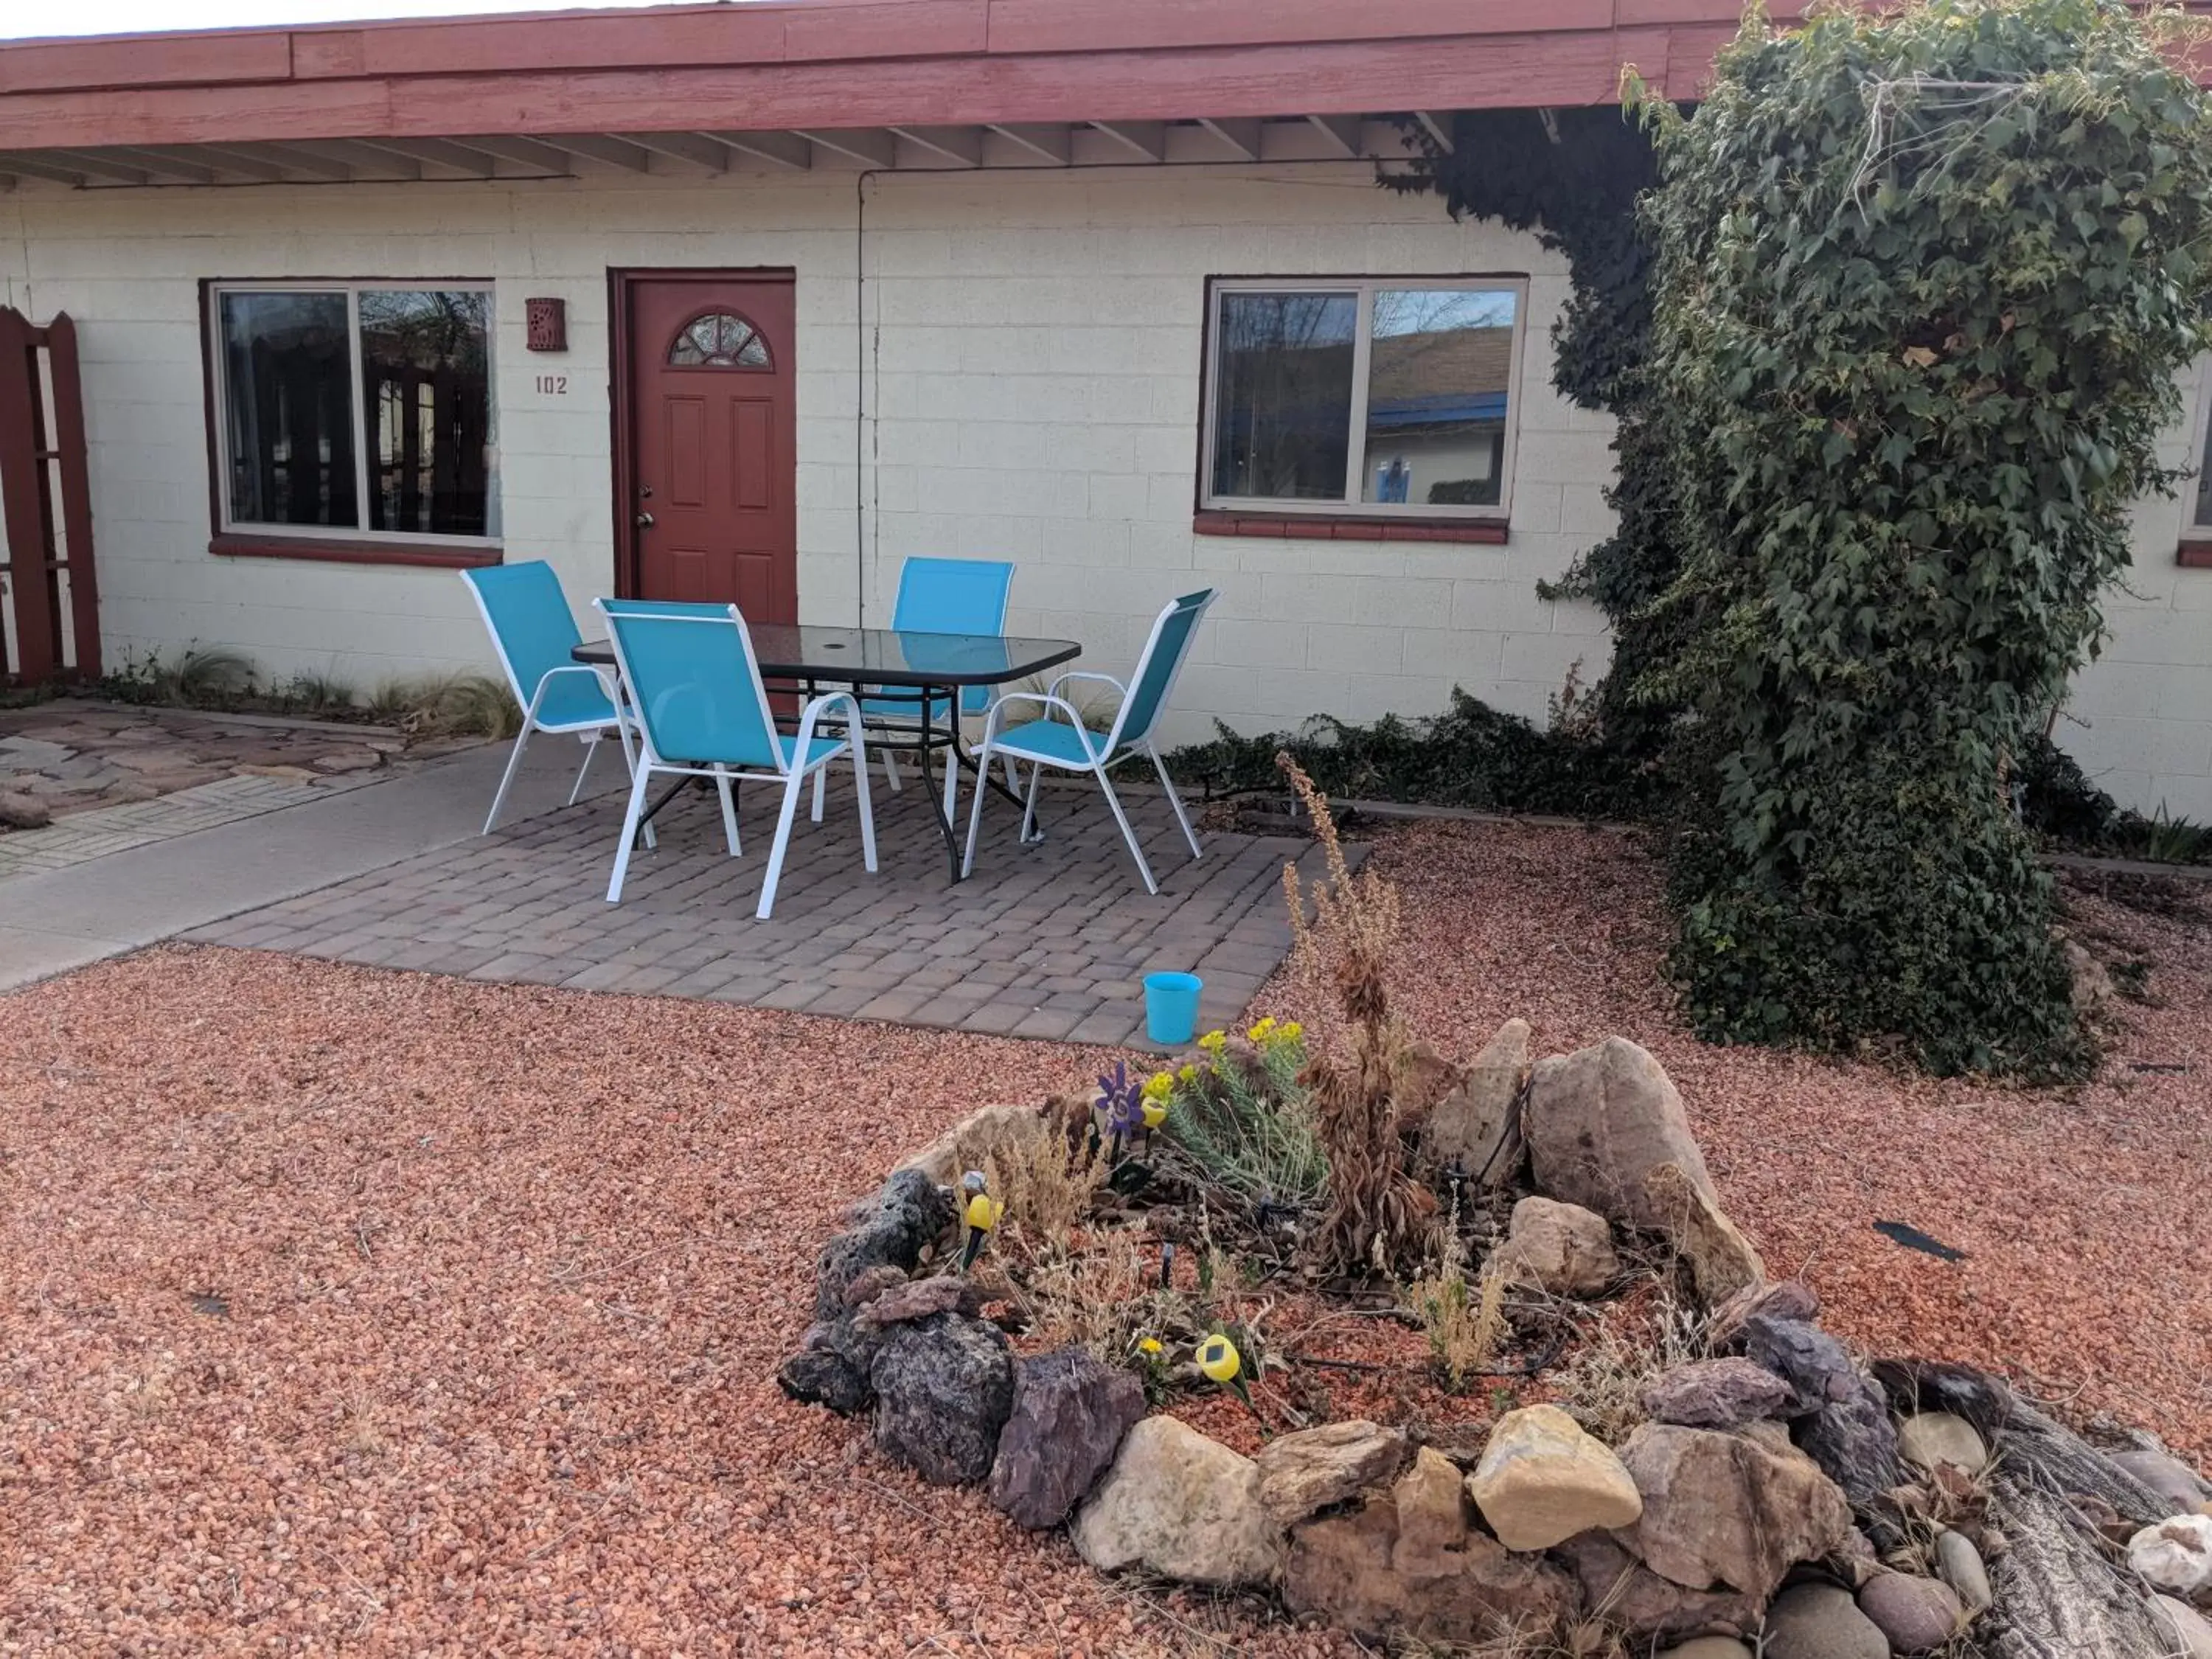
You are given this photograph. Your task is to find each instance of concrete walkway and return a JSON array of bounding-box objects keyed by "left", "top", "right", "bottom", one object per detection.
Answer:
[{"left": 0, "top": 738, "right": 597, "bottom": 992}]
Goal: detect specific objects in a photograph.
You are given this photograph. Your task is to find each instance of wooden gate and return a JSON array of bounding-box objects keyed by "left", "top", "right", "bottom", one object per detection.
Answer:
[{"left": 0, "top": 306, "right": 100, "bottom": 685}]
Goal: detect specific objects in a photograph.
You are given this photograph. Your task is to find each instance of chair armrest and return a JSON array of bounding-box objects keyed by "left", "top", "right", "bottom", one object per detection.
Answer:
[
  {"left": 1046, "top": 669, "right": 1127, "bottom": 701},
  {"left": 793, "top": 689, "right": 865, "bottom": 767},
  {"left": 526, "top": 663, "right": 625, "bottom": 725}
]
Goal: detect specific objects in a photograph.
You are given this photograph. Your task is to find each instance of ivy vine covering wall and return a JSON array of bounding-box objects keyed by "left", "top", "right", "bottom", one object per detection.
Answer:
[{"left": 1638, "top": 0, "right": 2212, "bottom": 1076}]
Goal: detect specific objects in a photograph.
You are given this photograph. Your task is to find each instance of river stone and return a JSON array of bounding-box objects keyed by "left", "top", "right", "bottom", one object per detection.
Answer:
[
  {"left": 1858, "top": 1571, "right": 1964, "bottom": 1653},
  {"left": 1761, "top": 1582, "right": 1888, "bottom": 1659},
  {"left": 815, "top": 1169, "right": 955, "bottom": 1320},
  {"left": 2111, "top": 1446, "right": 2212, "bottom": 1514},
  {"left": 1895, "top": 1411, "right": 1986, "bottom": 1477},
  {"left": 1641, "top": 1358, "right": 1795, "bottom": 1430},
  {"left": 1933, "top": 1528, "right": 1992, "bottom": 1615},
  {"left": 1657, "top": 1641, "right": 1755, "bottom": 1659},
  {"left": 1419, "top": 1018, "right": 1531, "bottom": 1187},
  {"left": 868, "top": 1312, "right": 1014, "bottom": 1486},
  {"left": 1490, "top": 1196, "right": 1619, "bottom": 1298},
  {"left": 2154, "top": 1595, "right": 2212, "bottom": 1659},
  {"left": 2128, "top": 1514, "right": 2212, "bottom": 1597},
  {"left": 1282, "top": 1457, "right": 1577, "bottom": 1643},
  {"left": 1467, "top": 1403, "right": 1642, "bottom": 1551},
  {"left": 1615, "top": 1422, "right": 1854, "bottom": 1601},
  {"left": 1742, "top": 1314, "right": 1902, "bottom": 1514},
  {"left": 987, "top": 1347, "right": 1144, "bottom": 1529},
  {"left": 1554, "top": 1532, "right": 1762, "bottom": 1643},
  {"left": 1255, "top": 1419, "right": 1408, "bottom": 1525},
  {"left": 1071, "top": 1415, "right": 1281, "bottom": 1587}
]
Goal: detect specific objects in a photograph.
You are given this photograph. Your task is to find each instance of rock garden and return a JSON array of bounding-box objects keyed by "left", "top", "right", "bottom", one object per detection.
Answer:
[{"left": 779, "top": 766, "right": 2212, "bottom": 1658}]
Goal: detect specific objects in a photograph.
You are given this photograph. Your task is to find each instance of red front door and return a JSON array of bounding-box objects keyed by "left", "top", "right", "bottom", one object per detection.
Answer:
[{"left": 619, "top": 272, "right": 797, "bottom": 619}]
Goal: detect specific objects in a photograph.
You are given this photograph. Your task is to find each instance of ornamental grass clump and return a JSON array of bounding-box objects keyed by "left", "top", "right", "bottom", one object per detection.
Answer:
[
  {"left": 1158, "top": 1019, "right": 1327, "bottom": 1211},
  {"left": 1635, "top": 0, "right": 2212, "bottom": 1077},
  {"left": 1279, "top": 751, "right": 1433, "bottom": 1276}
]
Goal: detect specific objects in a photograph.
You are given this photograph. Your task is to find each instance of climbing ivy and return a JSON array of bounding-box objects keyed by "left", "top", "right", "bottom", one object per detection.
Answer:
[
  {"left": 1388, "top": 108, "right": 1688, "bottom": 754},
  {"left": 1635, "top": 0, "right": 2212, "bottom": 1076}
]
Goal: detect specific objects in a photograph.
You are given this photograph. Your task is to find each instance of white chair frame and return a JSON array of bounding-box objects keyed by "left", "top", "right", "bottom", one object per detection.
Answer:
[
  {"left": 597, "top": 600, "right": 879, "bottom": 919},
  {"left": 462, "top": 574, "right": 649, "bottom": 844},
  {"left": 961, "top": 594, "right": 1211, "bottom": 896}
]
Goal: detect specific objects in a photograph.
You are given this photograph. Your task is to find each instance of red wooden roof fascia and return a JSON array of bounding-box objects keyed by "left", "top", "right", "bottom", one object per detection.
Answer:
[{"left": 9, "top": 0, "right": 2114, "bottom": 157}]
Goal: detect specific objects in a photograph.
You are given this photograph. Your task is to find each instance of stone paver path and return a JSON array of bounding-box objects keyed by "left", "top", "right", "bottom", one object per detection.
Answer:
[
  {"left": 0, "top": 700, "right": 474, "bottom": 878},
  {"left": 189, "top": 775, "right": 1351, "bottom": 1046}
]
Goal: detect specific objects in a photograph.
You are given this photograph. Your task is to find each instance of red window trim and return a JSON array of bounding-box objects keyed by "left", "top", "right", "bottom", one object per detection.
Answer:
[
  {"left": 209, "top": 532, "right": 501, "bottom": 570},
  {"left": 2178, "top": 539, "right": 2212, "bottom": 568},
  {"left": 1193, "top": 509, "right": 1509, "bottom": 546}
]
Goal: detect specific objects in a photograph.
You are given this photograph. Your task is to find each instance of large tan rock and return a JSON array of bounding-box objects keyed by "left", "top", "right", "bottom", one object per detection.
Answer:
[
  {"left": 897, "top": 1102, "right": 1046, "bottom": 1188},
  {"left": 1523, "top": 1037, "right": 1763, "bottom": 1304},
  {"left": 1490, "top": 1196, "right": 1620, "bottom": 1298},
  {"left": 1070, "top": 1416, "right": 1281, "bottom": 1587},
  {"left": 1255, "top": 1419, "right": 1408, "bottom": 1526},
  {"left": 1646, "top": 1163, "right": 1766, "bottom": 1305},
  {"left": 1614, "top": 1423, "right": 1855, "bottom": 1601},
  {"left": 1420, "top": 1018, "right": 1531, "bottom": 1187},
  {"left": 1467, "top": 1404, "right": 1643, "bottom": 1551},
  {"left": 1282, "top": 1448, "right": 1577, "bottom": 1643}
]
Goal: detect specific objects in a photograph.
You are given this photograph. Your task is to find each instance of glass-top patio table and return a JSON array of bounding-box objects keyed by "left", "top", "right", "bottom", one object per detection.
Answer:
[{"left": 573, "top": 624, "right": 1081, "bottom": 883}]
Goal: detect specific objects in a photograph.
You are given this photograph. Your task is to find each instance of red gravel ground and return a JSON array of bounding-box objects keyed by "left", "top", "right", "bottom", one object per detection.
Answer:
[{"left": 3, "top": 818, "right": 2206, "bottom": 1655}]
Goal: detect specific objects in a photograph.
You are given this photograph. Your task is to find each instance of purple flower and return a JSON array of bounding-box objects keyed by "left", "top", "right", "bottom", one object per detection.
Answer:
[{"left": 1096, "top": 1060, "right": 1144, "bottom": 1144}]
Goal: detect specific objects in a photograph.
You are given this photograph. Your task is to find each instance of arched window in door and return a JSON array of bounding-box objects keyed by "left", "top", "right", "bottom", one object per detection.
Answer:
[{"left": 667, "top": 311, "right": 771, "bottom": 369}]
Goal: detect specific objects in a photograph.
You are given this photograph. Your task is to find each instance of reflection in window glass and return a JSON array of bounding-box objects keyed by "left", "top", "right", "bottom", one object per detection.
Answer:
[
  {"left": 220, "top": 291, "right": 358, "bottom": 528},
  {"left": 1208, "top": 291, "right": 1357, "bottom": 501},
  {"left": 2195, "top": 402, "right": 2212, "bottom": 529},
  {"left": 1361, "top": 288, "right": 1517, "bottom": 507},
  {"left": 360, "top": 290, "right": 494, "bottom": 537}
]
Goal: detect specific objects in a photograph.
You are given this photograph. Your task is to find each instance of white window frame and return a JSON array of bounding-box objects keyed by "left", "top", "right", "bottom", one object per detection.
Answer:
[
  {"left": 207, "top": 278, "right": 500, "bottom": 548},
  {"left": 2184, "top": 361, "right": 2212, "bottom": 543},
  {"left": 1199, "top": 275, "right": 1528, "bottom": 522}
]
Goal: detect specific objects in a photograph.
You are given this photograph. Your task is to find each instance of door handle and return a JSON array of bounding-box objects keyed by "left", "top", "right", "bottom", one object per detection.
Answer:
[{"left": 635, "top": 512, "right": 655, "bottom": 529}]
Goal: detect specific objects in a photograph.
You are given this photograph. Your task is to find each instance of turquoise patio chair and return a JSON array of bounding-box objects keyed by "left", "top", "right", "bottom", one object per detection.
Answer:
[
  {"left": 597, "top": 599, "right": 877, "bottom": 919},
  {"left": 858, "top": 557, "right": 1015, "bottom": 815},
  {"left": 961, "top": 589, "right": 1216, "bottom": 895},
  {"left": 460, "top": 561, "right": 644, "bottom": 838}
]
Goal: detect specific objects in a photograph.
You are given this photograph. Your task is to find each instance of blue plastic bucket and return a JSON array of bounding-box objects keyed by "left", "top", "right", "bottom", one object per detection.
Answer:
[{"left": 1143, "top": 971, "right": 1204, "bottom": 1046}]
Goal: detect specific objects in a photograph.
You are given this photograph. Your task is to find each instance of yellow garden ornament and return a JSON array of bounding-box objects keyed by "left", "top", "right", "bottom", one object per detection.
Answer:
[
  {"left": 1196, "top": 1332, "right": 1240, "bottom": 1382},
  {"left": 1141, "top": 1097, "right": 1167, "bottom": 1131},
  {"left": 957, "top": 1171, "right": 1001, "bottom": 1272}
]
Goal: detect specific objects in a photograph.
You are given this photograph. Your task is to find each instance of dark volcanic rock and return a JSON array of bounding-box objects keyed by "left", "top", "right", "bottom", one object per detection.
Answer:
[
  {"left": 814, "top": 1169, "right": 955, "bottom": 1320},
  {"left": 870, "top": 1312, "right": 1015, "bottom": 1486},
  {"left": 777, "top": 1345, "right": 872, "bottom": 1415},
  {"left": 988, "top": 1347, "right": 1145, "bottom": 1528},
  {"left": 1744, "top": 1314, "right": 1903, "bottom": 1516}
]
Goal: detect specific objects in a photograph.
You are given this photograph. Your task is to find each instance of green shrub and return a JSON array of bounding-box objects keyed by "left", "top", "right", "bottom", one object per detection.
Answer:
[{"left": 1638, "top": 0, "right": 2212, "bottom": 1075}]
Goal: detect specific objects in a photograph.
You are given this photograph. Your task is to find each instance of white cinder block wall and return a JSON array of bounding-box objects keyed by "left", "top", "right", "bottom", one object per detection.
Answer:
[{"left": 0, "top": 163, "right": 2205, "bottom": 815}]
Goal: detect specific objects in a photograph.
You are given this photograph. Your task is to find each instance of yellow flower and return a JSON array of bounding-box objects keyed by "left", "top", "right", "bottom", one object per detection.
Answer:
[
  {"left": 1141, "top": 1099, "right": 1167, "bottom": 1130},
  {"left": 1196, "top": 1332, "right": 1242, "bottom": 1385},
  {"left": 1246, "top": 1016, "right": 1277, "bottom": 1043},
  {"left": 1178, "top": 1062, "right": 1199, "bottom": 1084},
  {"left": 1142, "top": 1071, "right": 1175, "bottom": 1101},
  {"left": 1277, "top": 1020, "right": 1304, "bottom": 1043},
  {"left": 1138, "top": 1337, "right": 1164, "bottom": 1355},
  {"left": 1197, "top": 1029, "right": 1228, "bottom": 1054}
]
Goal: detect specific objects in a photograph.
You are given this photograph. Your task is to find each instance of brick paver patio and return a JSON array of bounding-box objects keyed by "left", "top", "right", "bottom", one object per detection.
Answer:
[{"left": 187, "top": 773, "right": 1352, "bottom": 1045}]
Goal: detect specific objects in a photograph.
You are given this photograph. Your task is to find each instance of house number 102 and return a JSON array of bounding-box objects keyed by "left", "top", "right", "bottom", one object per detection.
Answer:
[{"left": 533, "top": 373, "right": 568, "bottom": 394}]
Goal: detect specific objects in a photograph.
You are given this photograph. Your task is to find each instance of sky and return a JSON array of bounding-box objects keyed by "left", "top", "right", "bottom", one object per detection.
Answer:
[{"left": 1, "top": 0, "right": 674, "bottom": 41}]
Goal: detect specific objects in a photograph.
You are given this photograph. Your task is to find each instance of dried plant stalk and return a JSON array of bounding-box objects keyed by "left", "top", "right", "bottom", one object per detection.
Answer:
[
  {"left": 984, "top": 1111, "right": 1109, "bottom": 1263},
  {"left": 1279, "top": 751, "right": 1432, "bottom": 1276}
]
